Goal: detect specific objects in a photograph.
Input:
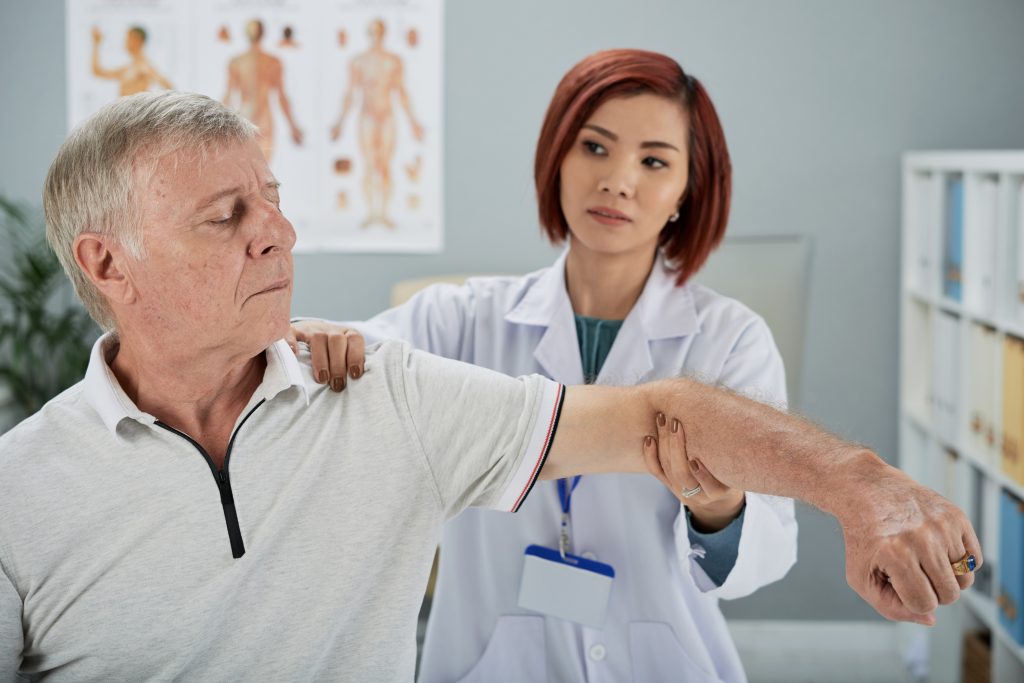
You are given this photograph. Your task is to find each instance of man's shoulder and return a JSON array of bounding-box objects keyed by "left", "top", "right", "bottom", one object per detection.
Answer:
[
  {"left": 297, "top": 338, "right": 415, "bottom": 404},
  {"left": 1, "top": 381, "right": 92, "bottom": 448},
  {"left": 348, "top": 340, "right": 482, "bottom": 391},
  {"left": 0, "top": 380, "right": 97, "bottom": 488}
]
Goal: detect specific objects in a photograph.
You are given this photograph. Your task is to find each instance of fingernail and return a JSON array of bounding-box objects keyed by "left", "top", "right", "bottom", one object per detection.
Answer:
[
  {"left": 672, "top": 419, "right": 680, "bottom": 433},
  {"left": 317, "top": 370, "right": 328, "bottom": 383},
  {"left": 689, "top": 460, "right": 700, "bottom": 473},
  {"left": 331, "top": 377, "right": 345, "bottom": 392},
  {"left": 350, "top": 365, "right": 361, "bottom": 379},
  {"left": 644, "top": 435, "right": 654, "bottom": 448},
  {"left": 657, "top": 413, "right": 666, "bottom": 427}
]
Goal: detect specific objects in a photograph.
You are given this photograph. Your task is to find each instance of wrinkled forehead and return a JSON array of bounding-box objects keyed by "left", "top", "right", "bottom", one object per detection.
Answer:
[
  {"left": 133, "top": 137, "right": 264, "bottom": 219},
  {"left": 133, "top": 136, "right": 255, "bottom": 192}
]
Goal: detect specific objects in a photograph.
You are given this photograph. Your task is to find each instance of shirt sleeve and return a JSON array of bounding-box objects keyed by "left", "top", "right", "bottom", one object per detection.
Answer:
[
  {"left": 685, "top": 506, "right": 745, "bottom": 586},
  {"left": 390, "top": 342, "right": 564, "bottom": 518},
  {"left": 0, "top": 562, "right": 23, "bottom": 682}
]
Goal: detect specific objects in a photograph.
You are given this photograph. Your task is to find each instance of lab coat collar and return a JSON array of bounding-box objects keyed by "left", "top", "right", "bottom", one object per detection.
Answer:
[{"left": 503, "top": 250, "right": 699, "bottom": 384}]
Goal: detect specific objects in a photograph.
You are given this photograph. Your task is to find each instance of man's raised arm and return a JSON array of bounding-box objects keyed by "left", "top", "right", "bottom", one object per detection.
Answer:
[{"left": 545, "top": 379, "right": 981, "bottom": 626}]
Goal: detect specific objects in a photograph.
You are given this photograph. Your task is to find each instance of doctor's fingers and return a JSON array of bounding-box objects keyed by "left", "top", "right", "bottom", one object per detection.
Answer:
[
  {"left": 325, "top": 331, "right": 367, "bottom": 390},
  {"left": 686, "top": 458, "right": 731, "bottom": 500},
  {"left": 307, "top": 329, "right": 366, "bottom": 390},
  {"left": 326, "top": 333, "right": 350, "bottom": 391},
  {"left": 285, "top": 329, "right": 300, "bottom": 356},
  {"left": 654, "top": 414, "right": 693, "bottom": 488},
  {"left": 642, "top": 435, "right": 674, "bottom": 492},
  {"left": 343, "top": 330, "right": 365, "bottom": 380},
  {"left": 309, "top": 333, "right": 332, "bottom": 385}
]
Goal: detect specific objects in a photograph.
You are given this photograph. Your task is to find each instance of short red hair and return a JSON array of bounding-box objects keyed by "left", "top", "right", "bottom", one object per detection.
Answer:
[{"left": 534, "top": 49, "right": 731, "bottom": 286}]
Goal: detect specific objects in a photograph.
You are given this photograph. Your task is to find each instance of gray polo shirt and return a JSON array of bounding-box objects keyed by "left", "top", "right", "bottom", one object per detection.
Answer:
[{"left": 0, "top": 336, "right": 564, "bottom": 681}]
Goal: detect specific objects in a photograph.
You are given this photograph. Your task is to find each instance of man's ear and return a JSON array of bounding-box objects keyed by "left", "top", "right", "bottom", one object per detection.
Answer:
[{"left": 73, "top": 232, "right": 137, "bottom": 305}]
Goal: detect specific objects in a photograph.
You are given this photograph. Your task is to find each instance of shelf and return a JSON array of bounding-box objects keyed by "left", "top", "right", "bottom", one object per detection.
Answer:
[
  {"left": 903, "top": 409, "right": 931, "bottom": 434},
  {"left": 960, "top": 447, "right": 1024, "bottom": 505},
  {"left": 902, "top": 151, "right": 1024, "bottom": 672},
  {"left": 903, "top": 286, "right": 1024, "bottom": 335},
  {"left": 904, "top": 151, "right": 1024, "bottom": 173},
  {"left": 962, "top": 590, "right": 1024, "bottom": 663},
  {"left": 900, "top": 409, "right": 1024, "bottom": 503}
]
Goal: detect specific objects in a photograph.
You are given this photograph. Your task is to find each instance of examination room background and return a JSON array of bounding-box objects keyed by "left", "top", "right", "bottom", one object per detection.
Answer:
[{"left": 3, "top": 0, "right": 1024, "bottom": 626}]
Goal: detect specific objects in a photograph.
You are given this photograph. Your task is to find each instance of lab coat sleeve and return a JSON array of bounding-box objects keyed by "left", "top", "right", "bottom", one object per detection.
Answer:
[
  {"left": 297, "top": 281, "right": 476, "bottom": 359},
  {"left": 675, "top": 316, "right": 799, "bottom": 599},
  {"left": 0, "top": 560, "right": 23, "bottom": 682}
]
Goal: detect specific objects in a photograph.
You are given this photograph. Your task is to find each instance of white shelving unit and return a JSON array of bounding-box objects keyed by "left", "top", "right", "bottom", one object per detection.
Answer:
[{"left": 900, "top": 151, "right": 1024, "bottom": 682}]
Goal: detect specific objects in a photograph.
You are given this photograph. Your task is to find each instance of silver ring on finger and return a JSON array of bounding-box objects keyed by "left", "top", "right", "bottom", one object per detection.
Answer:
[{"left": 682, "top": 484, "right": 703, "bottom": 499}]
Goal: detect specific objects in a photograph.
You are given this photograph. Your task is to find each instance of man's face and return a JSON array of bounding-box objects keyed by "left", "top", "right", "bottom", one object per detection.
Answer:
[{"left": 124, "top": 138, "right": 295, "bottom": 357}]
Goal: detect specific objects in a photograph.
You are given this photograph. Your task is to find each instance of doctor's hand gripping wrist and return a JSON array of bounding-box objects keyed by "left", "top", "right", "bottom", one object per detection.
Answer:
[{"left": 643, "top": 412, "right": 745, "bottom": 533}]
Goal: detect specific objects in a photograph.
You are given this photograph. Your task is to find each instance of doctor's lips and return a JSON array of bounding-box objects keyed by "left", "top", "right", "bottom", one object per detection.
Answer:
[{"left": 587, "top": 206, "right": 632, "bottom": 226}]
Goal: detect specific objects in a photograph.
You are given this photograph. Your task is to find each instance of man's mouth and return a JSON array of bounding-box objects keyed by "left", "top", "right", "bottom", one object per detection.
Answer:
[{"left": 254, "top": 279, "right": 291, "bottom": 296}]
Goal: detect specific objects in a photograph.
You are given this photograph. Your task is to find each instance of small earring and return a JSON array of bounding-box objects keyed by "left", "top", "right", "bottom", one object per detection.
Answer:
[{"left": 669, "top": 211, "right": 680, "bottom": 222}]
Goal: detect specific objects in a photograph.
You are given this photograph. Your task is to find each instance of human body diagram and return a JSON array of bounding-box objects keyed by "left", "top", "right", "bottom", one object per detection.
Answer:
[{"left": 330, "top": 20, "right": 423, "bottom": 229}]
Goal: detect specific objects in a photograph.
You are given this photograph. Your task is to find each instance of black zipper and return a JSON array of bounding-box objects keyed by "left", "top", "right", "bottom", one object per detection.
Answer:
[{"left": 155, "top": 399, "right": 266, "bottom": 559}]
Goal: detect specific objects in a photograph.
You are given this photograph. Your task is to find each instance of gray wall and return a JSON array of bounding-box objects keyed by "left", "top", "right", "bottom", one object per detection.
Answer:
[{"left": 4, "top": 0, "right": 1024, "bottom": 621}]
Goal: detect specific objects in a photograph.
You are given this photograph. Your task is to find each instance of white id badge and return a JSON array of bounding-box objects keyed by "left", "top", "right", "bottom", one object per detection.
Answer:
[{"left": 517, "top": 544, "right": 615, "bottom": 628}]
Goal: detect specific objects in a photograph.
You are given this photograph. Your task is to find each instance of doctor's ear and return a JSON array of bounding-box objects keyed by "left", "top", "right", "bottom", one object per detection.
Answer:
[{"left": 74, "top": 232, "right": 138, "bottom": 305}]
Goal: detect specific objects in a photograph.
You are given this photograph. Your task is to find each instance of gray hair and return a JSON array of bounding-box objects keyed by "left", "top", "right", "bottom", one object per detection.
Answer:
[{"left": 43, "top": 91, "right": 257, "bottom": 330}]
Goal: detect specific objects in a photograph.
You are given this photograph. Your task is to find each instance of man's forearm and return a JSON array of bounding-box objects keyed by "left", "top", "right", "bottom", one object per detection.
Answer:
[
  {"left": 644, "top": 377, "right": 885, "bottom": 518},
  {"left": 544, "top": 378, "right": 885, "bottom": 519}
]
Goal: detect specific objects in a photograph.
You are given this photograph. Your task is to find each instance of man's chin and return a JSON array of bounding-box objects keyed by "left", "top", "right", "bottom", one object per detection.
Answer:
[
  {"left": 239, "top": 308, "right": 293, "bottom": 351},
  {"left": 267, "top": 314, "right": 293, "bottom": 346}
]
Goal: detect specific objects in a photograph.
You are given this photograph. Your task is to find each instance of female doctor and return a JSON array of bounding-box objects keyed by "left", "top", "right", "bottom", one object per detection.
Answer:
[{"left": 294, "top": 49, "right": 797, "bottom": 683}]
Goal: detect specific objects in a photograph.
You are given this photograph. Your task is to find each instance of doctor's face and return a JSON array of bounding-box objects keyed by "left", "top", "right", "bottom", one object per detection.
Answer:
[{"left": 559, "top": 93, "right": 690, "bottom": 262}]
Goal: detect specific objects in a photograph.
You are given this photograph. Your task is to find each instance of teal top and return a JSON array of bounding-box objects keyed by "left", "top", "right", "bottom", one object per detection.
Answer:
[
  {"left": 573, "top": 313, "right": 743, "bottom": 586},
  {"left": 574, "top": 315, "right": 624, "bottom": 384}
]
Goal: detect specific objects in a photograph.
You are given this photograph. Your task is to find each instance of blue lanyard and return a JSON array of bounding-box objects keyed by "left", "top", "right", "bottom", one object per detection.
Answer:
[
  {"left": 557, "top": 476, "right": 581, "bottom": 558},
  {"left": 557, "top": 476, "right": 582, "bottom": 515}
]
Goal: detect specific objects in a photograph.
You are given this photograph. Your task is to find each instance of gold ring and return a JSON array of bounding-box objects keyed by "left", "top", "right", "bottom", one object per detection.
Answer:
[{"left": 952, "top": 553, "right": 977, "bottom": 576}]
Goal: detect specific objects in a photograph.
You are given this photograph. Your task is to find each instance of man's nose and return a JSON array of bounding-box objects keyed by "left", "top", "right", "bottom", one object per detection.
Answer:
[{"left": 249, "top": 203, "right": 296, "bottom": 258}]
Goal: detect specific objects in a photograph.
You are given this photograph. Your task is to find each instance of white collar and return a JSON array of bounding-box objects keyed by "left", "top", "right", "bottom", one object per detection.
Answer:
[
  {"left": 83, "top": 333, "right": 309, "bottom": 439},
  {"left": 504, "top": 249, "right": 699, "bottom": 339}
]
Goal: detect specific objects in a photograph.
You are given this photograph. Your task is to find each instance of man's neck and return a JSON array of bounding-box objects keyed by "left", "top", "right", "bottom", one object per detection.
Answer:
[{"left": 109, "top": 335, "right": 267, "bottom": 467}]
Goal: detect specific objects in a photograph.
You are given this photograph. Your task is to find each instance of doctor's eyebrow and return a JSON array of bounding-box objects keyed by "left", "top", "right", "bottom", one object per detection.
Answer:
[{"left": 582, "top": 124, "right": 680, "bottom": 152}]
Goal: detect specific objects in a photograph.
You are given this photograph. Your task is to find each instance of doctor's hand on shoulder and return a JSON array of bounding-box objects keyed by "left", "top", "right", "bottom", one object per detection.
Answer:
[
  {"left": 643, "top": 412, "right": 745, "bottom": 532},
  {"left": 288, "top": 320, "right": 366, "bottom": 392}
]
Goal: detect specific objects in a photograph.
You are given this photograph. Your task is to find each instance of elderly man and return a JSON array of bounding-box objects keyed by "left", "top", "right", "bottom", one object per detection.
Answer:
[{"left": 0, "top": 92, "right": 978, "bottom": 681}]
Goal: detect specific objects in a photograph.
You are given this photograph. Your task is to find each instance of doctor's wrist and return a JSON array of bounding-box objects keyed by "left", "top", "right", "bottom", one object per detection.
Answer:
[{"left": 687, "top": 492, "right": 745, "bottom": 533}]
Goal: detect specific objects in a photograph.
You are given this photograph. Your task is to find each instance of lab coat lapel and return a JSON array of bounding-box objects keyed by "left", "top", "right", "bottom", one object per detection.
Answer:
[
  {"left": 596, "top": 254, "right": 699, "bottom": 386},
  {"left": 595, "top": 310, "right": 653, "bottom": 386},
  {"left": 504, "top": 251, "right": 585, "bottom": 385}
]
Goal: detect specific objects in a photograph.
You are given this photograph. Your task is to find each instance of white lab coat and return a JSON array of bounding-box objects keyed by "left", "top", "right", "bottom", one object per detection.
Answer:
[{"left": 349, "top": 251, "right": 798, "bottom": 683}]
